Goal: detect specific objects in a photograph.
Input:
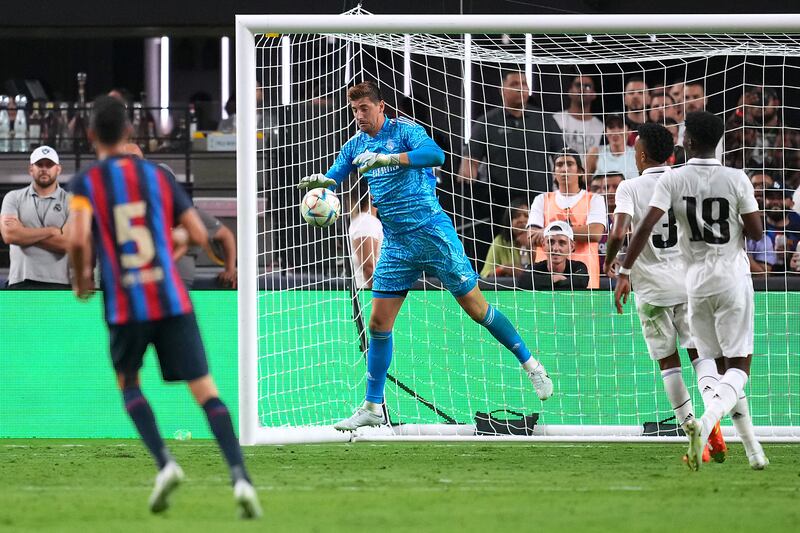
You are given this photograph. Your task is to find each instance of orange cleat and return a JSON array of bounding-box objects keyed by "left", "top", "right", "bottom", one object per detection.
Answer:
[{"left": 707, "top": 421, "right": 728, "bottom": 463}]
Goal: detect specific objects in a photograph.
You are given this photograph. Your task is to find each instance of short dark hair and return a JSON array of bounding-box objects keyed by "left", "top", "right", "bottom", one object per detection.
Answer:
[
  {"left": 637, "top": 122, "right": 675, "bottom": 163},
  {"left": 347, "top": 80, "right": 383, "bottom": 104},
  {"left": 90, "top": 95, "right": 129, "bottom": 145},
  {"left": 595, "top": 172, "right": 625, "bottom": 182},
  {"left": 685, "top": 111, "right": 724, "bottom": 151},
  {"left": 554, "top": 147, "right": 585, "bottom": 173},
  {"left": 605, "top": 114, "right": 625, "bottom": 130},
  {"left": 625, "top": 75, "right": 646, "bottom": 86},
  {"left": 685, "top": 80, "right": 705, "bottom": 92},
  {"left": 501, "top": 196, "right": 530, "bottom": 229}
]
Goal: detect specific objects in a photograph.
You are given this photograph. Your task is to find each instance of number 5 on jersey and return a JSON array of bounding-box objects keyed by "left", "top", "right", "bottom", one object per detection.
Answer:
[{"left": 114, "top": 201, "right": 155, "bottom": 268}]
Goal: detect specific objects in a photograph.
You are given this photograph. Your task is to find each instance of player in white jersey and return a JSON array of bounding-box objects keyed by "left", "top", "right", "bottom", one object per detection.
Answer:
[
  {"left": 614, "top": 112, "right": 768, "bottom": 471},
  {"left": 605, "top": 123, "right": 728, "bottom": 464}
]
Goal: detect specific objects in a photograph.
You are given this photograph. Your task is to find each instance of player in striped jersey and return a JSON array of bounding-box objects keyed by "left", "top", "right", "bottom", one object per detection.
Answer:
[
  {"left": 604, "top": 123, "right": 727, "bottom": 464},
  {"left": 614, "top": 112, "right": 768, "bottom": 471},
  {"left": 67, "top": 96, "right": 261, "bottom": 517}
]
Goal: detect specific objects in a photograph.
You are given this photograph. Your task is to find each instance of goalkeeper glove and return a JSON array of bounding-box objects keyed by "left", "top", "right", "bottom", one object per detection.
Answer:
[
  {"left": 297, "top": 173, "right": 336, "bottom": 190},
  {"left": 352, "top": 151, "right": 400, "bottom": 174}
]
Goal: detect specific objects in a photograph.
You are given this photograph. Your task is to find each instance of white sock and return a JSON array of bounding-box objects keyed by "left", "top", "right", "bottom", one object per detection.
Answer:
[
  {"left": 522, "top": 357, "right": 542, "bottom": 373},
  {"left": 692, "top": 358, "right": 720, "bottom": 409},
  {"left": 362, "top": 400, "right": 383, "bottom": 415},
  {"left": 731, "top": 394, "right": 759, "bottom": 456},
  {"left": 700, "top": 368, "right": 748, "bottom": 442},
  {"left": 661, "top": 368, "right": 694, "bottom": 426}
]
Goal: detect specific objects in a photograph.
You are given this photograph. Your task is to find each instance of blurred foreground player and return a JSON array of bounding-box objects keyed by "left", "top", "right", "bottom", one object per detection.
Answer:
[
  {"left": 615, "top": 112, "right": 768, "bottom": 471},
  {"left": 66, "top": 96, "right": 261, "bottom": 517}
]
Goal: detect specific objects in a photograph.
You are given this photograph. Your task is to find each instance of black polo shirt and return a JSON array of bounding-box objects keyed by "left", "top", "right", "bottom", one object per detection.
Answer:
[{"left": 466, "top": 106, "right": 564, "bottom": 196}]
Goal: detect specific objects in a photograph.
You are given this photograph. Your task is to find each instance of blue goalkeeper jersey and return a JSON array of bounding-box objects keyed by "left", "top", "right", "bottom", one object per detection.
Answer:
[{"left": 325, "top": 116, "right": 443, "bottom": 236}]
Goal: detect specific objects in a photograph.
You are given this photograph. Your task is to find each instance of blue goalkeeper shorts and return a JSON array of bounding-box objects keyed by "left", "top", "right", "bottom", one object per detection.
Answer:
[{"left": 372, "top": 211, "right": 479, "bottom": 297}]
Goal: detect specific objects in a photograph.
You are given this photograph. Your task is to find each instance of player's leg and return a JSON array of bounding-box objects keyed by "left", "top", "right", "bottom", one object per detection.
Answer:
[
  {"left": 109, "top": 321, "right": 184, "bottom": 512},
  {"left": 637, "top": 301, "right": 702, "bottom": 456},
  {"left": 722, "top": 358, "right": 769, "bottom": 470},
  {"left": 335, "top": 238, "right": 416, "bottom": 431},
  {"left": 672, "top": 302, "right": 727, "bottom": 462},
  {"left": 695, "top": 286, "right": 766, "bottom": 467},
  {"left": 683, "top": 295, "right": 728, "bottom": 470},
  {"left": 154, "top": 313, "right": 261, "bottom": 518},
  {"left": 423, "top": 213, "right": 552, "bottom": 400},
  {"left": 334, "top": 294, "right": 406, "bottom": 431},
  {"left": 188, "top": 375, "right": 262, "bottom": 518},
  {"left": 455, "top": 285, "right": 552, "bottom": 400}
]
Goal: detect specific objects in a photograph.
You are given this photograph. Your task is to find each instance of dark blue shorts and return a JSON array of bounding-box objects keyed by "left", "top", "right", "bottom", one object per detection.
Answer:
[{"left": 108, "top": 312, "right": 208, "bottom": 382}]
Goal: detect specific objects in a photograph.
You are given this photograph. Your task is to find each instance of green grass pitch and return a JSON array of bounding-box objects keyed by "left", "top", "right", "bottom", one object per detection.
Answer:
[{"left": 1, "top": 440, "right": 799, "bottom": 532}]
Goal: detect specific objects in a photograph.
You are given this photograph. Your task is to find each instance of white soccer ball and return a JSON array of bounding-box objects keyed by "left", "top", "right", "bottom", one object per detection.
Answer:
[{"left": 300, "top": 188, "right": 341, "bottom": 228}]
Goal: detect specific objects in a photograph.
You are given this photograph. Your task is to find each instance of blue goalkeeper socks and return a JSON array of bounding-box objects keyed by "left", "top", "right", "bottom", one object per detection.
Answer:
[
  {"left": 122, "top": 387, "right": 170, "bottom": 470},
  {"left": 479, "top": 305, "right": 532, "bottom": 365},
  {"left": 365, "top": 330, "right": 393, "bottom": 403}
]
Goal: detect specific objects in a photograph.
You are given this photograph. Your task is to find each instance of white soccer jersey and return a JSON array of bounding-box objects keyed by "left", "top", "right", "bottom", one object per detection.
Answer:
[
  {"left": 614, "top": 166, "right": 687, "bottom": 306},
  {"left": 648, "top": 158, "right": 759, "bottom": 298}
]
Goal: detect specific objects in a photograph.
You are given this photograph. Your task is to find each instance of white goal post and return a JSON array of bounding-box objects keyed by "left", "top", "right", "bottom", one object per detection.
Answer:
[{"left": 236, "top": 13, "right": 800, "bottom": 445}]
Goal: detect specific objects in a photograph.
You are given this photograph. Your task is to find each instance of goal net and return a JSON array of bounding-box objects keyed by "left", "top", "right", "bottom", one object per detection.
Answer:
[{"left": 237, "top": 10, "right": 800, "bottom": 444}]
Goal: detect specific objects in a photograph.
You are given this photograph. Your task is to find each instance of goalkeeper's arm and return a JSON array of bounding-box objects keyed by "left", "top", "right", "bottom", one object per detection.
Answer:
[
  {"left": 353, "top": 139, "right": 445, "bottom": 174},
  {"left": 298, "top": 140, "right": 356, "bottom": 190}
]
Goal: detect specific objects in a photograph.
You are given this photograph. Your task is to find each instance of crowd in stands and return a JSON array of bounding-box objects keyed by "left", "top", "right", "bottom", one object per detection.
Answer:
[
  {"left": 2, "top": 74, "right": 800, "bottom": 291},
  {"left": 449, "top": 72, "right": 800, "bottom": 290}
]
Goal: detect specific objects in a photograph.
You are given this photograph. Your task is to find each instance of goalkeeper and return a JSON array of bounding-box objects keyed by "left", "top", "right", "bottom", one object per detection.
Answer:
[{"left": 298, "top": 81, "right": 553, "bottom": 431}]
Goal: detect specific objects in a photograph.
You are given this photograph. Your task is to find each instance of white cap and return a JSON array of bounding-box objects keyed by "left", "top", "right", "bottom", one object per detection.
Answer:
[
  {"left": 30, "top": 145, "right": 59, "bottom": 165},
  {"left": 543, "top": 221, "right": 574, "bottom": 241}
]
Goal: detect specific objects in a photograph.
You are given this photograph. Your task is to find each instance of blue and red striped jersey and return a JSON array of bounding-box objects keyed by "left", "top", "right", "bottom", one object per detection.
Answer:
[{"left": 69, "top": 155, "right": 194, "bottom": 324}]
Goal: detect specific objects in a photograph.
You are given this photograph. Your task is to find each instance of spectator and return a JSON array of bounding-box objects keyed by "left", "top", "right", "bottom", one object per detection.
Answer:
[
  {"left": 459, "top": 70, "right": 564, "bottom": 208},
  {"left": 0, "top": 146, "right": 71, "bottom": 289},
  {"left": 119, "top": 143, "right": 238, "bottom": 288},
  {"left": 664, "top": 117, "right": 686, "bottom": 166},
  {"left": 744, "top": 85, "right": 800, "bottom": 188},
  {"left": 593, "top": 172, "right": 625, "bottom": 276},
  {"left": 218, "top": 97, "right": 236, "bottom": 132},
  {"left": 684, "top": 81, "right": 706, "bottom": 113},
  {"left": 348, "top": 191, "right": 383, "bottom": 289},
  {"left": 763, "top": 179, "right": 800, "bottom": 272},
  {"left": 174, "top": 209, "right": 238, "bottom": 289},
  {"left": 480, "top": 197, "right": 530, "bottom": 279},
  {"left": 750, "top": 172, "right": 775, "bottom": 210},
  {"left": 519, "top": 221, "right": 589, "bottom": 290},
  {"left": 648, "top": 93, "right": 677, "bottom": 124},
  {"left": 623, "top": 76, "right": 649, "bottom": 142},
  {"left": 586, "top": 115, "right": 639, "bottom": 180},
  {"left": 747, "top": 233, "right": 777, "bottom": 274},
  {"left": 527, "top": 149, "right": 606, "bottom": 288},
  {"left": 668, "top": 82, "right": 685, "bottom": 107},
  {"left": 790, "top": 243, "right": 800, "bottom": 274},
  {"left": 553, "top": 75, "right": 605, "bottom": 158},
  {"left": 589, "top": 175, "right": 603, "bottom": 194}
]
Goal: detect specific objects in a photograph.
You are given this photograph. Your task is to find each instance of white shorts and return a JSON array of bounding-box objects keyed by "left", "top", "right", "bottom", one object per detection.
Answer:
[
  {"left": 636, "top": 299, "right": 695, "bottom": 360},
  {"left": 688, "top": 283, "right": 754, "bottom": 359}
]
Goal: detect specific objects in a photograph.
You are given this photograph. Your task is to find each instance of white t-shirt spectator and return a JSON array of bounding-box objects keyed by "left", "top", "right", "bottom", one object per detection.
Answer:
[
  {"left": 349, "top": 212, "right": 383, "bottom": 289},
  {"left": 526, "top": 189, "right": 608, "bottom": 229},
  {"left": 553, "top": 111, "right": 605, "bottom": 158}
]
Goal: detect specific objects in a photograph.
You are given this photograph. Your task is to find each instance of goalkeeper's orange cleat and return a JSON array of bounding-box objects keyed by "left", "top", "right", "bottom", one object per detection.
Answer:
[{"left": 707, "top": 422, "right": 728, "bottom": 463}]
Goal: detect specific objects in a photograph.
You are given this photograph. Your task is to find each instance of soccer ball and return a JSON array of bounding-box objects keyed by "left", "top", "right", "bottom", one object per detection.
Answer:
[{"left": 300, "top": 188, "right": 341, "bottom": 228}]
